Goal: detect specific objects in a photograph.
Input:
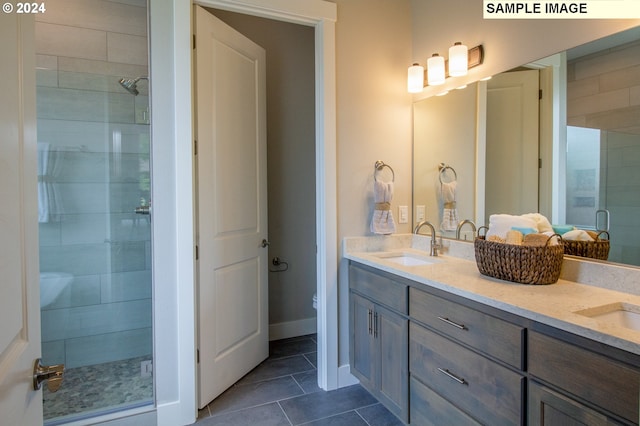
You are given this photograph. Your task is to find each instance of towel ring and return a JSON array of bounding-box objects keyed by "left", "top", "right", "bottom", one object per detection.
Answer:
[
  {"left": 438, "top": 163, "right": 457, "bottom": 184},
  {"left": 374, "top": 160, "right": 395, "bottom": 182}
]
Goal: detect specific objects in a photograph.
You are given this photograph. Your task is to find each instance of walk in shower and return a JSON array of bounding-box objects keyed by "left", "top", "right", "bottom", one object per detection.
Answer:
[{"left": 36, "top": 1, "right": 153, "bottom": 423}]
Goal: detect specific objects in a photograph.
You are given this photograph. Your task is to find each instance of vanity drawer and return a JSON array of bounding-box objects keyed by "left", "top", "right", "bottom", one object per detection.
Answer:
[
  {"left": 349, "top": 264, "right": 408, "bottom": 314},
  {"left": 410, "top": 287, "right": 524, "bottom": 369},
  {"left": 410, "top": 376, "right": 481, "bottom": 426},
  {"left": 410, "top": 322, "right": 524, "bottom": 425},
  {"left": 529, "top": 331, "right": 640, "bottom": 423}
]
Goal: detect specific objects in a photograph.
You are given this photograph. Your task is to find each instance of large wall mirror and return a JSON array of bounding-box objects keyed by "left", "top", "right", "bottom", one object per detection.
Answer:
[{"left": 413, "top": 25, "right": 640, "bottom": 267}]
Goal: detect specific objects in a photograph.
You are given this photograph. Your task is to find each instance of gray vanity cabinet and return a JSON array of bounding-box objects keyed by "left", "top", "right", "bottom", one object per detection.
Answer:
[
  {"left": 349, "top": 264, "right": 409, "bottom": 423},
  {"left": 348, "top": 260, "right": 640, "bottom": 426},
  {"left": 528, "top": 330, "right": 640, "bottom": 425},
  {"left": 409, "top": 287, "right": 526, "bottom": 425}
]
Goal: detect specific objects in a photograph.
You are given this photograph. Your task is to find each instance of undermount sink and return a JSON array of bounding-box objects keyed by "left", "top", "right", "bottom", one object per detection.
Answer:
[
  {"left": 373, "top": 252, "right": 440, "bottom": 267},
  {"left": 575, "top": 302, "right": 640, "bottom": 332}
]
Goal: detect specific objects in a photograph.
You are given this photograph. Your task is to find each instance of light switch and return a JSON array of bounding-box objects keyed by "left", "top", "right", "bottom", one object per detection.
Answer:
[
  {"left": 416, "top": 205, "right": 425, "bottom": 222},
  {"left": 399, "top": 205, "right": 408, "bottom": 224}
]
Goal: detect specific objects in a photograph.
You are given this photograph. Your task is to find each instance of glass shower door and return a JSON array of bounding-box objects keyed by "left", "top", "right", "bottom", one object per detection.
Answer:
[{"left": 35, "top": 1, "right": 153, "bottom": 422}]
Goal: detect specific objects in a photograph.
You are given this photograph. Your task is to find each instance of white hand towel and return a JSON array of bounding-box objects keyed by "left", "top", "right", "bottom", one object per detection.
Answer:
[
  {"left": 370, "top": 181, "right": 396, "bottom": 235},
  {"left": 440, "top": 180, "right": 458, "bottom": 231},
  {"left": 486, "top": 214, "right": 538, "bottom": 240}
]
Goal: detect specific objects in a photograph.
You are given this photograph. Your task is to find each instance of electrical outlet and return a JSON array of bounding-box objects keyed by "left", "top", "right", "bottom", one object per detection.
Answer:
[
  {"left": 399, "top": 205, "right": 409, "bottom": 224},
  {"left": 416, "top": 205, "right": 425, "bottom": 222},
  {"left": 141, "top": 360, "right": 153, "bottom": 378}
]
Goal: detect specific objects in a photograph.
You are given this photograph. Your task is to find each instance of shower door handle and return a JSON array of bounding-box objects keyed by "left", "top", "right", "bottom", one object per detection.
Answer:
[
  {"left": 33, "top": 358, "right": 65, "bottom": 392},
  {"left": 135, "top": 205, "right": 150, "bottom": 215}
]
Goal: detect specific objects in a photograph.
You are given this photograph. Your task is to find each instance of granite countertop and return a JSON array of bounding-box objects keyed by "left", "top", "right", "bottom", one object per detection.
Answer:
[{"left": 344, "top": 234, "right": 640, "bottom": 356}]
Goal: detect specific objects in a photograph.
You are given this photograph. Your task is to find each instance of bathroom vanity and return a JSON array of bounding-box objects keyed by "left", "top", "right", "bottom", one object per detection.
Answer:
[{"left": 345, "top": 235, "right": 640, "bottom": 425}]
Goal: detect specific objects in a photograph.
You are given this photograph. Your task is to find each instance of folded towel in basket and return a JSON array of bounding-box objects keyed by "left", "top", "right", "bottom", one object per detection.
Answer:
[
  {"left": 486, "top": 214, "right": 539, "bottom": 240},
  {"left": 370, "top": 180, "right": 396, "bottom": 235}
]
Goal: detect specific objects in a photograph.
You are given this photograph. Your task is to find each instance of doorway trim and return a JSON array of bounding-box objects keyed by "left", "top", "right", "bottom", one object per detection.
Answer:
[{"left": 195, "top": 0, "right": 338, "bottom": 391}]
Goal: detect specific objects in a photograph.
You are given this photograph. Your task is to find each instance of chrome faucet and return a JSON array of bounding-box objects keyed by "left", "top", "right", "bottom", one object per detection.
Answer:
[
  {"left": 413, "top": 220, "right": 440, "bottom": 256},
  {"left": 456, "top": 219, "right": 477, "bottom": 240}
]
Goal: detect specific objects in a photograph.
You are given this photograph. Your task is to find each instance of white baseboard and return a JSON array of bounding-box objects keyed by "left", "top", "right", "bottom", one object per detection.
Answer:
[
  {"left": 338, "top": 364, "right": 359, "bottom": 388},
  {"left": 269, "top": 317, "right": 317, "bottom": 341}
]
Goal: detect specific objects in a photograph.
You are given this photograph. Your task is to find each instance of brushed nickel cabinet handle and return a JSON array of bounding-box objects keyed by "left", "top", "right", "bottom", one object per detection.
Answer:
[
  {"left": 437, "top": 367, "right": 468, "bottom": 385},
  {"left": 373, "top": 312, "right": 378, "bottom": 338},
  {"left": 437, "top": 316, "right": 467, "bottom": 330},
  {"left": 368, "top": 309, "right": 373, "bottom": 335}
]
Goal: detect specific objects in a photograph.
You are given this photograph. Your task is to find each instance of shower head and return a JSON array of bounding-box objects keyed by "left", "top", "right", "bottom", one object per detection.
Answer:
[{"left": 118, "top": 76, "right": 148, "bottom": 96}]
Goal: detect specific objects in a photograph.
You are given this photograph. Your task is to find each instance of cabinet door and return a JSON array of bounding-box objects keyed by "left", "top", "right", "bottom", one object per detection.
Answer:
[
  {"left": 350, "top": 292, "right": 375, "bottom": 389},
  {"left": 376, "top": 304, "right": 409, "bottom": 422},
  {"left": 528, "top": 381, "right": 622, "bottom": 426}
]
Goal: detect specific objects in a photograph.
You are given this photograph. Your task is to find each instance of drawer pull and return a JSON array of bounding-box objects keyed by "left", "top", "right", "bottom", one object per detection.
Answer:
[
  {"left": 373, "top": 312, "right": 378, "bottom": 338},
  {"left": 437, "top": 367, "right": 468, "bottom": 385},
  {"left": 368, "top": 309, "right": 373, "bottom": 335},
  {"left": 437, "top": 316, "right": 467, "bottom": 330}
]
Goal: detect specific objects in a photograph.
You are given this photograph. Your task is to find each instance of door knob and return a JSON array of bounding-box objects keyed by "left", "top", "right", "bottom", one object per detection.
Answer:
[
  {"left": 261, "top": 239, "right": 270, "bottom": 248},
  {"left": 33, "top": 358, "right": 64, "bottom": 392}
]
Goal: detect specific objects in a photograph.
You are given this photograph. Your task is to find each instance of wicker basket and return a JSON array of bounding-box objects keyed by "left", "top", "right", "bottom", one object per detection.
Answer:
[
  {"left": 474, "top": 235, "right": 564, "bottom": 285},
  {"left": 562, "top": 230, "right": 609, "bottom": 261}
]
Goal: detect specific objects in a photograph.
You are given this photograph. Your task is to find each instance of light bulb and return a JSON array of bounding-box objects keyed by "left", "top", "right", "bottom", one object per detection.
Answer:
[
  {"left": 427, "top": 54, "right": 445, "bottom": 86},
  {"left": 449, "top": 42, "right": 468, "bottom": 77},
  {"left": 407, "top": 63, "right": 424, "bottom": 93}
]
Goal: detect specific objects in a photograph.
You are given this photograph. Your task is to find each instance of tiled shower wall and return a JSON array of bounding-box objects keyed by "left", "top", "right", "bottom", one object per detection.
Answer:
[
  {"left": 36, "top": 0, "right": 152, "bottom": 369},
  {"left": 567, "top": 39, "right": 640, "bottom": 265}
]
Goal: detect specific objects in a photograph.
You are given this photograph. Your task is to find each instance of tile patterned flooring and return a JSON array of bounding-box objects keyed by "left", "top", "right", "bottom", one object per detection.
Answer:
[{"left": 196, "top": 334, "right": 404, "bottom": 426}]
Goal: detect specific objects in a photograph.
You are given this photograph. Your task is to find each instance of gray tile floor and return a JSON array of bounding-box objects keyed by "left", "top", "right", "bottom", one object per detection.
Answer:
[{"left": 196, "top": 334, "right": 404, "bottom": 426}]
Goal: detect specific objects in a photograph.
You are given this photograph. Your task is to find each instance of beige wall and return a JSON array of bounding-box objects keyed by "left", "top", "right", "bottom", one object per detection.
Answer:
[{"left": 335, "top": 0, "right": 413, "bottom": 366}]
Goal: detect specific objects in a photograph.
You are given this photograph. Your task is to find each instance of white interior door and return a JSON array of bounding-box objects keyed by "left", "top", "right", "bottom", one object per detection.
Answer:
[
  {"left": 486, "top": 69, "right": 540, "bottom": 217},
  {"left": 194, "top": 5, "right": 269, "bottom": 408},
  {"left": 0, "top": 13, "right": 43, "bottom": 426}
]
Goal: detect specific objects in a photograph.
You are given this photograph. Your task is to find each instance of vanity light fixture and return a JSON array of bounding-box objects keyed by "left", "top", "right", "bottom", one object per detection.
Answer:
[
  {"left": 448, "top": 42, "right": 468, "bottom": 77},
  {"left": 427, "top": 53, "right": 446, "bottom": 86},
  {"left": 408, "top": 43, "right": 484, "bottom": 93},
  {"left": 408, "top": 63, "right": 425, "bottom": 93}
]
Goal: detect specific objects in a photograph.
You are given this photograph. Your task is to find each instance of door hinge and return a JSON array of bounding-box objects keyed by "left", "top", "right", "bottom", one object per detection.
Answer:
[
  {"left": 195, "top": 245, "right": 199, "bottom": 260},
  {"left": 539, "top": 158, "right": 542, "bottom": 169},
  {"left": 193, "top": 34, "right": 196, "bottom": 50},
  {"left": 539, "top": 89, "right": 543, "bottom": 100},
  {"left": 194, "top": 139, "right": 197, "bottom": 155},
  {"left": 197, "top": 349, "right": 200, "bottom": 363}
]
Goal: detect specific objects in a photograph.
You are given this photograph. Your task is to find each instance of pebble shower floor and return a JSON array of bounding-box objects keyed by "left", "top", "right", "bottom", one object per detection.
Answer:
[{"left": 43, "top": 356, "right": 153, "bottom": 422}]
